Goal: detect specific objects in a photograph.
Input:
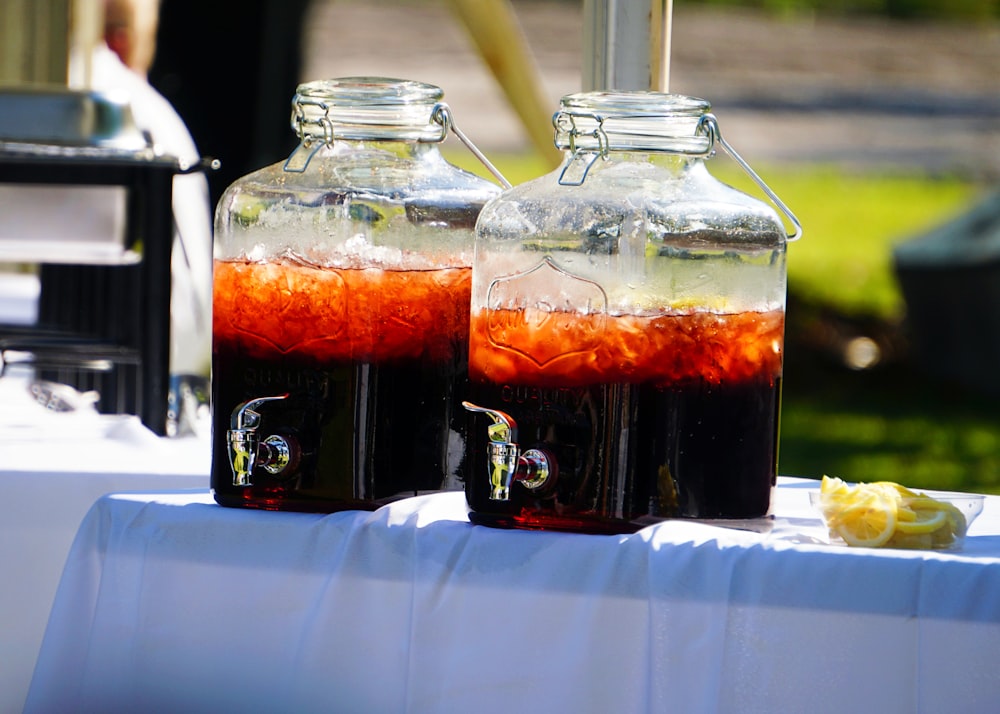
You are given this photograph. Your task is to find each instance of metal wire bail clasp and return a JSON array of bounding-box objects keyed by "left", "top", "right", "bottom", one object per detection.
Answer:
[
  {"left": 431, "top": 102, "right": 512, "bottom": 189},
  {"left": 696, "top": 113, "right": 803, "bottom": 242},
  {"left": 554, "top": 111, "right": 610, "bottom": 186},
  {"left": 284, "top": 96, "right": 334, "bottom": 173}
]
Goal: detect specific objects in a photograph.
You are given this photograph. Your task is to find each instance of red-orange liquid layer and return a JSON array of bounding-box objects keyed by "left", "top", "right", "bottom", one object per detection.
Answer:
[
  {"left": 211, "top": 258, "right": 471, "bottom": 511},
  {"left": 213, "top": 259, "right": 471, "bottom": 364},
  {"left": 470, "top": 307, "right": 784, "bottom": 388},
  {"left": 465, "top": 305, "right": 784, "bottom": 528}
]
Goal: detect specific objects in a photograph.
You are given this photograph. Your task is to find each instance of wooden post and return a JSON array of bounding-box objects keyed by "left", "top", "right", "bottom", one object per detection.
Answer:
[
  {"left": 446, "top": 0, "right": 563, "bottom": 168},
  {"left": 652, "top": 0, "right": 673, "bottom": 92}
]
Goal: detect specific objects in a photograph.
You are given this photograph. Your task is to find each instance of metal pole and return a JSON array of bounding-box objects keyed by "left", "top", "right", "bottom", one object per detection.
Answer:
[{"left": 582, "top": 0, "right": 672, "bottom": 92}]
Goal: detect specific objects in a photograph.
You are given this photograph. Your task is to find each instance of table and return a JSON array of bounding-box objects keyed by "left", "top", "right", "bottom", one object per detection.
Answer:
[
  {"left": 0, "top": 272, "right": 38, "bottom": 325},
  {"left": 0, "top": 375, "right": 210, "bottom": 714},
  {"left": 24, "top": 478, "right": 1000, "bottom": 714}
]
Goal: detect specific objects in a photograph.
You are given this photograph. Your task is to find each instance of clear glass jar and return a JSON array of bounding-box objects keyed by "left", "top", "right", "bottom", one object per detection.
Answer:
[
  {"left": 211, "top": 77, "right": 502, "bottom": 511},
  {"left": 463, "top": 91, "right": 800, "bottom": 533}
]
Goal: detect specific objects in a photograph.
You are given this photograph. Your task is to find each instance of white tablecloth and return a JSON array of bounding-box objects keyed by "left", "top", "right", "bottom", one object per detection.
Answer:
[
  {"left": 24, "top": 478, "right": 1000, "bottom": 714},
  {"left": 0, "top": 375, "right": 210, "bottom": 714}
]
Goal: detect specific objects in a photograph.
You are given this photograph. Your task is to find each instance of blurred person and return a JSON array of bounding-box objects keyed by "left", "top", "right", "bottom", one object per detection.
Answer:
[
  {"left": 102, "top": 0, "right": 159, "bottom": 75},
  {"left": 68, "top": 0, "right": 213, "bottom": 379}
]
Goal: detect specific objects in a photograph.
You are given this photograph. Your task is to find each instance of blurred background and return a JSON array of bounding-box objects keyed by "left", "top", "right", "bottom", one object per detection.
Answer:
[{"left": 3, "top": 0, "right": 1000, "bottom": 492}]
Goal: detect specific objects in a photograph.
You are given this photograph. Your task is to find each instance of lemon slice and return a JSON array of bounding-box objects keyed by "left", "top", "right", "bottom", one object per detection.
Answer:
[
  {"left": 819, "top": 476, "right": 852, "bottom": 510},
  {"left": 872, "top": 481, "right": 920, "bottom": 499},
  {"left": 833, "top": 492, "right": 897, "bottom": 547},
  {"left": 906, "top": 497, "right": 948, "bottom": 511},
  {"left": 894, "top": 508, "right": 947, "bottom": 534},
  {"left": 820, "top": 475, "right": 850, "bottom": 497}
]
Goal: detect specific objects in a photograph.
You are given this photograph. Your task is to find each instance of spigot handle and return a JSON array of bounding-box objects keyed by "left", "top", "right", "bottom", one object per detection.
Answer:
[
  {"left": 461, "top": 401, "right": 517, "bottom": 443},
  {"left": 463, "top": 402, "right": 557, "bottom": 501},
  {"left": 463, "top": 401, "right": 521, "bottom": 501},
  {"left": 232, "top": 394, "right": 288, "bottom": 431},
  {"left": 228, "top": 394, "right": 289, "bottom": 487}
]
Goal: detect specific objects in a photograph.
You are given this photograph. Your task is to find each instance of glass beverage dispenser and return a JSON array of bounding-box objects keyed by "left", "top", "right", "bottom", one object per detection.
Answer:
[
  {"left": 463, "top": 91, "right": 801, "bottom": 533},
  {"left": 212, "top": 77, "right": 502, "bottom": 511}
]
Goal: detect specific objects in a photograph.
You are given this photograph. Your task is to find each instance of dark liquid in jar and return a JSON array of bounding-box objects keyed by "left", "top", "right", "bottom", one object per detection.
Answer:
[
  {"left": 465, "top": 307, "right": 784, "bottom": 532},
  {"left": 211, "top": 259, "right": 470, "bottom": 511}
]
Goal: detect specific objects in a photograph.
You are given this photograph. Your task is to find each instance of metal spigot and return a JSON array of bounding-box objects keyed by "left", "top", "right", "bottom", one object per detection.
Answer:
[
  {"left": 227, "top": 394, "right": 294, "bottom": 487},
  {"left": 462, "top": 401, "right": 554, "bottom": 501}
]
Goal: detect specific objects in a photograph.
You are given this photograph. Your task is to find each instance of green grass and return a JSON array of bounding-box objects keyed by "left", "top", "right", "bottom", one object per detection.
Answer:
[
  {"left": 715, "top": 164, "right": 983, "bottom": 319},
  {"left": 780, "top": 352, "right": 1000, "bottom": 494},
  {"left": 446, "top": 148, "right": 1000, "bottom": 494}
]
